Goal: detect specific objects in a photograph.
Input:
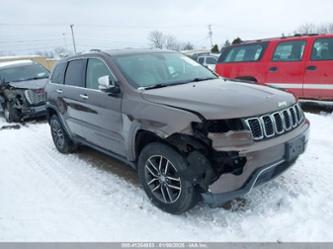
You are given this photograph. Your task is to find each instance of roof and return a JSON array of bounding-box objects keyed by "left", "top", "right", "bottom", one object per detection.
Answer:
[
  {"left": 238, "top": 33, "right": 333, "bottom": 45},
  {"left": 58, "top": 48, "right": 177, "bottom": 62},
  {"left": 0, "top": 59, "right": 34, "bottom": 69},
  {"left": 104, "top": 48, "right": 175, "bottom": 56}
]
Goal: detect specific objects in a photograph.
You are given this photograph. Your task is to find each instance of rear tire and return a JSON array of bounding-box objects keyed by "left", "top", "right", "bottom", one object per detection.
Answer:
[
  {"left": 138, "top": 142, "right": 199, "bottom": 214},
  {"left": 50, "top": 115, "right": 76, "bottom": 154}
]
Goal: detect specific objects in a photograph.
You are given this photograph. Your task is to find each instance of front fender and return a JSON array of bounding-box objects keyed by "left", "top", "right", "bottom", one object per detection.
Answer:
[{"left": 122, "top": 97, "right": 202, "bottom": 161}]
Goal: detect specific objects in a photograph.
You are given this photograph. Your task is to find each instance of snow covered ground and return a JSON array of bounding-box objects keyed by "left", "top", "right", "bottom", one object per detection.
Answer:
[{"left": 0, "top": 112, "right": 333, "bottom": 242}]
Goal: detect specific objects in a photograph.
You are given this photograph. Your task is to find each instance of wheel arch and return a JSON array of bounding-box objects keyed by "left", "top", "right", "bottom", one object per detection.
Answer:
[
  {"left": 46, "top": 105, "right": 74, "bottom": 140},
  {"left": 133, "top": 129, "right": 211, "bottom": 165}
]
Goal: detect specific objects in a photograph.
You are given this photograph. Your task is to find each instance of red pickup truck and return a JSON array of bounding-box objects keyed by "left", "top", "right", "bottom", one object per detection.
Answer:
[{"left": 215, "top": 34, "right": 333, "bottom": 100}]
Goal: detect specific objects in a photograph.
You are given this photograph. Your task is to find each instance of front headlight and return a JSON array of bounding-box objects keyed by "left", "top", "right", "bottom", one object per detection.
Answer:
[{"left": 192, "top": 119, "right": 245, "bottom": 135}]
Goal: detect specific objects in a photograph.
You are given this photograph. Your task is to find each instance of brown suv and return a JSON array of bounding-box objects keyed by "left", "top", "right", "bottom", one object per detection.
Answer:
[{"left": 46, "top": 49, "right": 309, "bottom": 214}]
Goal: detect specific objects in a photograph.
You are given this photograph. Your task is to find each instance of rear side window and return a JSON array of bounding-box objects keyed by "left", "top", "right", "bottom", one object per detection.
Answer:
[
  {"left": 220, "top": 43, "right": 266, "bottom": 63},
  {"left": 50, "top": 62, "right": 67, "bottom": 84},
  {"left": 206, "top": 57, "right": 217, "bottom": 64},
  {"left": 198, "top": 57, "right": 204, "bottom": 64},
  {"left": 311, "top": 38, "right": 333, "bottom": 60},
  {"left": 273, "top": 41, "right": 306, "bottom": 62},
  {"left": 64, "top": 59, "right": 86, "bottom": 87}
]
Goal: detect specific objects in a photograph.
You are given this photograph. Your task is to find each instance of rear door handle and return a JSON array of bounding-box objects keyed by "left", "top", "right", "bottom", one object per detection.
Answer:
[
  {"left": 306, "top": 65, "right": 317, "bottom": 71},
  {"left": 56, "top": 89, "right": 63, "bottom": 94},
  {"left": 80, "top": 94, "right": 89, "bottom": 100},
  {"left": 269, "top": 66, "right": 278, "bottom": 72}
]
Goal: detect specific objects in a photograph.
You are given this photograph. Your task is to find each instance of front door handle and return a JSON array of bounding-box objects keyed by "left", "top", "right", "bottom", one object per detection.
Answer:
[
  {"left": 269, "top": 66, "right": 278, "bottom": 72},
  {"left": 306, "top": 65, "right": 317, "bottom": 71},
  {"left": 56, "top": 89, "right": 63, "bottom": 94},
  {"left": 79, "top": 94, "right": 89, "bottom": 100}
]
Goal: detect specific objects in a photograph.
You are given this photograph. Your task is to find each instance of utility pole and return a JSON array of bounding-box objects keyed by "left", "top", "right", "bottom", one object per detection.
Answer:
[
  {"left": 62, "top": 33, "right": 68, "bottom": 50},
  {"left": 70, "top": 24, "right": 77, "bottom": 54},
  {"left": 208, "top": 24, "right": 213, "bottom": 48}
]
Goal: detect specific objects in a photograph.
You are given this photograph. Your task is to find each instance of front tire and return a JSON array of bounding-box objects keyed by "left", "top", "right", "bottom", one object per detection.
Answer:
[
  {"left": 50, "top": 115, "right": 76, "bottom": 154},
  {"left": 3, "top": 101, "right": 20, "bottom": 123},
  {"left": 138, "top": 142, "right": 198, "bottom": 214}
]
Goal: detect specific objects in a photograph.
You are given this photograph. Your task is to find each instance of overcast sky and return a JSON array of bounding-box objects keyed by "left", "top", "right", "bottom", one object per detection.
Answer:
[{"left": 0, "top": 0, "right": 332, "bottom": 54}]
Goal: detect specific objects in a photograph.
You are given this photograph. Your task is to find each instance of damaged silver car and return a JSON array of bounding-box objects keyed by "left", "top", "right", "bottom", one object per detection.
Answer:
[{"left": 0, "top": 60, "right": 49, "bottom": 122}]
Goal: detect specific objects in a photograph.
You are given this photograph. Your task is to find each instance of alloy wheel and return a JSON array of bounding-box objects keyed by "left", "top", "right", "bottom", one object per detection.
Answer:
[
  {"left": 51, "top": 121, "right": 65, "bottom": 149},
  {"left": 144, "top": 155, "right": 182, "bottom": 204}
]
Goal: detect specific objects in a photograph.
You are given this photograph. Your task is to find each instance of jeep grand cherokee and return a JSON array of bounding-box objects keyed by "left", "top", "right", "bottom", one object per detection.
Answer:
[{"left": 46, "top": 49, "right": 309, "bottom": 214}]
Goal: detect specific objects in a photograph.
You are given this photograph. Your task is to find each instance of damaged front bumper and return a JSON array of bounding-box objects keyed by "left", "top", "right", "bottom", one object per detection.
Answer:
[
  {"left": 21, "top": 104, "right": 47, "bottom": 118},
  {"left": 202, "top": 120, "right": 310, "bottom": 206}
]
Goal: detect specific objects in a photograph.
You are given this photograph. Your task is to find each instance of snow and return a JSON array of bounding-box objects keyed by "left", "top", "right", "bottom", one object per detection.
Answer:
[{"left": 0, "top": 112, "right": 333, "bottom": 242}]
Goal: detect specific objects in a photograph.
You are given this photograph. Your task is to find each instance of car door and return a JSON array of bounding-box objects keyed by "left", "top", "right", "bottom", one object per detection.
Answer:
[
  {"left": 303, "top": 37, "right": 333, "bottom": 100},
  {"left": 78, "top": 57, "right": 125, "bottom": 157},
  {"left": 265, "top": 40, "right": 307, "bottom": 97},
  {"left": 60, "top": 58, "right": 88, "bottom": 138}
]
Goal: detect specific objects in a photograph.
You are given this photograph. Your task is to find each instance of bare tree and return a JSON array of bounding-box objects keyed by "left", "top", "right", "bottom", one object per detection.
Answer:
[
  {"left": 148, "top": 31, "right": 165, "bottom": 49},
  {"left": 294, "top": 23, "right": 317, "bottom": 34},
  {"left": 148, "top": 31, "right": 195, "bottom": 51},
  {"left": 54, "top": 47, "right": 70, "bottom": 58},
  {"left": 165, "top": 35, "right": 180, "bottom": 51},
  {"left": 0, "top": 51, "right": 15, "bottom": 56},
  {"left": 182, "top": 42, "right": 194, "bottom": 50},
  {"left": 294, "top": 23, "right": 333, "bottom": 34},
  {"left": 317, "top": 23, "right": 333, "bottom": 34}
]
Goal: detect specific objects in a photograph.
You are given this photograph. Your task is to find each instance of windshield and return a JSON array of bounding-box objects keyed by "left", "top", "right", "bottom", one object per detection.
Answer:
[
  {"left": 113, "top": 52, "right": 217, "bottom": 88},
  {"left": 0, "top": 64, "right": 49, "bottom": 83}
]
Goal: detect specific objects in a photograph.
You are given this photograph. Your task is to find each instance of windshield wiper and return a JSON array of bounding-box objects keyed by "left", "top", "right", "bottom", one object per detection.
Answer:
[
  {"left": 139, "top": 77, "right": 217, "bottom": 90},
  {"left": 172, "top": 77, "right": 217, "bottom": 85},
  {"left": 23, "top": 76, "right": 48, "bottom": 81},
  {"left": 191, "top": 77, "right": 217, "bottom": 82},
  {"left": 138, "top": 83, "right": 171, "bottom": 90}
]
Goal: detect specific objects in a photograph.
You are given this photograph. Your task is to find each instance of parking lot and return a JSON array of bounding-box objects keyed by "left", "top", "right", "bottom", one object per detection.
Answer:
[{"left": 1, "top": 111, "right": 333, "bottom": 242}]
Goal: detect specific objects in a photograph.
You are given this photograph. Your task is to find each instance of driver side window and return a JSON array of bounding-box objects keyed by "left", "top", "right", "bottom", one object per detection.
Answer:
[{"left": 86, "top": 58, "right": 113, "bottom": 90}]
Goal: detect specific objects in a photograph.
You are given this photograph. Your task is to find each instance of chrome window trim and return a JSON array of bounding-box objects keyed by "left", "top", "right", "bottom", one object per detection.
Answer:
[{"left": 49, "top": 55, "right": 119, "bottom": 94}]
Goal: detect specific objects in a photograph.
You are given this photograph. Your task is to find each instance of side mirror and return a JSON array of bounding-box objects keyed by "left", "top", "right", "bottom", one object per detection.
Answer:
[{"left": 98, "top": 75, "right": 120, "bottom": 95}]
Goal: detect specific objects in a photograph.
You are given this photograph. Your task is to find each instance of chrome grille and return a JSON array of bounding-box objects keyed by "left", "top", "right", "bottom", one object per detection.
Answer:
[
  {"left": 261, "top": 116, "right": 274, "bottom": 137},
  {"left": 24, "top": 89, "right": 47, "bottom": 105},
  {"left": 273, "top": 112, "right": 284, "bottom": 134},
  {"left": 245, "top": 104, "right": 304, "bottom": 141},
  {"left": 247, "top": 118, "right": 263, "bottom": 139}
]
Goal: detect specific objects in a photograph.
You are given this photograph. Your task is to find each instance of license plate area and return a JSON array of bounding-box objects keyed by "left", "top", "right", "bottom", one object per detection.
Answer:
[{"left": 285, "top": 136, "right": 305, "bottom": 162}]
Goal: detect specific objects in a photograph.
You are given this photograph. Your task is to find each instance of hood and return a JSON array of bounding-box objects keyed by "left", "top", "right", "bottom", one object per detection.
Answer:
[
  {"left": 141, "top": 79, "right": 296, "bottom": 119},
  {"left": 9, "top": 78, "right": 48, "bottom": 90}
]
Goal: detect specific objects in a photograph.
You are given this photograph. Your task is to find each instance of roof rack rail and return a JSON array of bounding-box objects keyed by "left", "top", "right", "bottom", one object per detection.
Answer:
[
  {"left": 90, "top": 49, "right": 102, "bottom": 52},
  {"left": 294, "top": 33, "right": 319, "bottom": 37}
]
